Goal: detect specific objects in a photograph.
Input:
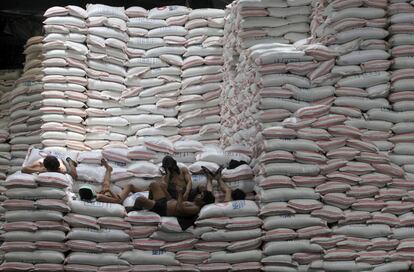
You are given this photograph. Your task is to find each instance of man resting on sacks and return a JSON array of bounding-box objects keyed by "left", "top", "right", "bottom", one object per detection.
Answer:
[
  {"left": 22, "top": 155, "right": 78, "bottom": 180},
  {"left": 129, "top": 180, "right": 215, "bottom": 230},
  {"left": 78, "top": 158, "right": 142, "bottom": 204},
  {"left": 201, "top": 166, "right": 246, "bottom": 202}
]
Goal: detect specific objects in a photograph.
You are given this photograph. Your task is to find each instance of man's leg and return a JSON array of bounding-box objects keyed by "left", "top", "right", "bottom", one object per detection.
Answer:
[
  {"left": 100, "top": 158, "right": 113, "bottom": 193},
  {"left": 117, "top": 184, "right": 143, "bottom": 203},
  {"left": 65, "top": 157, "right": 78, "bottom": 180},
  {"left": 96, "top": 158, "right": 120, "bottom": 203},
  {"left": 96, "top": 193, "right": 121, "bottom": 203}
]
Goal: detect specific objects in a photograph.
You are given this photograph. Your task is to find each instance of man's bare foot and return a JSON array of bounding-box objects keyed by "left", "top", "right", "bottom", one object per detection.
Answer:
[
  {"left": 214, "top": 166, "right": 224, "bottom": 179},
  {"left": 101, "top": 158, "right": 112, "bottom": 172},
  {"left": 201, "top": 166, "right": 214, "bottom": 178},
  {"left": 66, "top": 157, "right": 78, "bottom": 167}
]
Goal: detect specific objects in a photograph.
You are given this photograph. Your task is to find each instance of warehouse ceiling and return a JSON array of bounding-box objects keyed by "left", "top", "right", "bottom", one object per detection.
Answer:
[{"left": 0, "top": 0, "right": 230, "bottom": 69}]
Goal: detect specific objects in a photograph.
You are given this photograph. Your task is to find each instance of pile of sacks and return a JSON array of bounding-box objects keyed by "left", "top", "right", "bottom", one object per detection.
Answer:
[
  {"left": 221, "top": 40, "right": 337, "bottom": 147},
  {"left": 178, "top": 8, "right": 224, "bottom": 145},
  {"left": 224, "top": 0, "right": 314, "bottom": 52},
  {"left": 386, "top": 2, "right": 414, "bottom": 177},
  {"left": 0, "top": 171, "right": 72, "bottom": 271},
  {"left": 0, "top": 70, "right": 21, "bottom": 177},
  {"left": 84, "top": 4, "right": 131, "bottom": 149},
  {"left": 65, "top": 199, "right": 132, "bottom": 271},
  {"left": 257, "top": 103, "right": 414, "bottom": 271},
  {"left": 310, "top": 0, "right": 393, "bottom": 152},
  {"left": 192, "top": 200, "right": 262, "bottom": 271},
  {"left": 42, "top": 6, "right": 89, "bottom": 151},
  {"left": 8, "top": 37, "right": 44, "bottom": 173},
  {"left": 123, "top": 5, "right": 186, "bottom": 146}
]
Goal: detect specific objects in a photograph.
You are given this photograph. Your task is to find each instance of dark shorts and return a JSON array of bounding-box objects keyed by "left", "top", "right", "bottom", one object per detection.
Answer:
[{"left": 150, "top": 198, "right": 168, "bottom": 216}]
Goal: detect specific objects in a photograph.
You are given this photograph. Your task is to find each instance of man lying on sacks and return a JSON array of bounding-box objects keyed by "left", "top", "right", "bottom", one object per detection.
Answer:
[
  {"left": 201, "top": 166, "right": 246, "bottom": 202},
  {"left": 22, "top": 154, "right": 78, "bottom": 180},
  {"left": 78, "top": 158, "right": 142, "bottom": 204}
]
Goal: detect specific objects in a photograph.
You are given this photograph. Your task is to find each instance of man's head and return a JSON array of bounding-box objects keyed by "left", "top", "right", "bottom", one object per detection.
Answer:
[
  {"left": 231, "top": 189, "right": 246, "bottom": 201},
  {"left": 161, "top": 155, "right": 179, "bottom": 175},
  {"left": 194, "top": 190, "right": 215, "bottom": 207},
  {"left": 79, "top": 185, "right": 96, "bottom": 202},
  {"left": 43, "top": 155, "right": 60, "bottom": 172}
]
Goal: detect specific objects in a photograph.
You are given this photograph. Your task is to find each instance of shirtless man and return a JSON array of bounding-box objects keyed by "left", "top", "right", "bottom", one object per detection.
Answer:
[
  {"left": 132, "top": 181, "right": 215, "bottom": 217},
  {"left": 79, "top": 158, "right": 141, "bottom": 204},
  {"left": 160, "top": 155, "right": 193, "bottom": 200},
  {"left": 202, "top": 166, "right": 246, "bottom": 202},
  {"left": 22, "top": 155, "right": 78, "bottom": 180}
]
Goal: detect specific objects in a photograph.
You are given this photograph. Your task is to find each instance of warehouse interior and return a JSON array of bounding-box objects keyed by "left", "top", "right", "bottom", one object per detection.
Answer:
[{"left": 0, "top": 0, "right": 413, "bottom": 271}]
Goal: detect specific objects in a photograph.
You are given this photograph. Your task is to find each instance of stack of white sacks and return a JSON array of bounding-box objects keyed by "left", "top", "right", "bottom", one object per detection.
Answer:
[
  {"left": 222, "top": 40, "right": 337, "bottom": 147},
  {"left": 221, "top": 0, "right": 316, "bottom": 148},
  {"left": 41, "top": 6, "right": 89, "bottom": 152},
  {"left": 0, "top": 171, "right": 72, "bottom": 271},
  {"left": 192, "top": 200, "right": 262, "bottom": 271},
  {"left": 178, "top": 8, "right": 224, "bottom": 145},
  {"left": 310, "top": 0, "right": 393, "bottom": 152},
  {"left": 84, "top": 4, "right": 130, "bottom": 149},
  {"left": 224, "top": 0, "right": 313, "bottom": 52},
  {"left": 0, "top": 70, "right": 21, "bottom": 178},
  {"left": 219, "top": 2, "right": 414, "bottom": 270},
  {"left": 65, "top": 199, "right": 131, "bottom": 271},
  {"left": 123, "top": 5, "right": 189, "bottom": 147},
  {"left": 387, "top": 2, "right": 414, "bottom": 178},
  {"left": 256, "top": 104, "right": 411, "bottom": 271},
  {"left": 8, "top": 37, "right": 44, "bottom": 174}
]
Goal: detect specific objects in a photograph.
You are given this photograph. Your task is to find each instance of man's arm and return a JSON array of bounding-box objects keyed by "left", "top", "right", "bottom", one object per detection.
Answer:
[
  {"left": 176, "top": 187, "right": 199, "bottom": 216},
  {"left": 217, "top": 175, "right": 232, "bottom": 202},
  {"left": 21, "top": 161, "right": 46, "bottom": 174},
  {"left": 182, "top": 168, "right": 192, "bottom": 201}
]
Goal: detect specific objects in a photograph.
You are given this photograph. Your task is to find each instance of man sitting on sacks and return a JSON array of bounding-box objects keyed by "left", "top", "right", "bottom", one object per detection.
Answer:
[
  {"left": 202, "top": 166, "right": 246, "bottom": 202},
  {"left": 22, "top": 154, "right": 78, "bottom": 180},
  {"left": 159, "top": 155, "right": 193, "bottom": 201}
]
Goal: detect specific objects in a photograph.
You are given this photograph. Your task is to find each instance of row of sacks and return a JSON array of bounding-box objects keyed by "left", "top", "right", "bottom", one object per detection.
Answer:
[
  {"left": 41, "top": 5, "right": 89, "bottom": 151},
  {"left": 221, "top": 38, "right": 338, "bottom": 147},
  {"left": 8, "top": 37, "right": 45, "bottom": 174},
  {"left": 59, "top": 199, "right": 263, "bottom": 271},
  {"left": 309, "top": 0, "right": 414, "bottom": 176},
  {"left": 0, "top": 171, "right": 73, "bottom": 270},
  {"left": 219, "top": 7, "right": 414, "bottom": 268},
  {"left": 0, "top": 70, "right": 21, "bottom": 177},
  {"left": 39, "top": 4, "right": 225, "bottom": 150}
]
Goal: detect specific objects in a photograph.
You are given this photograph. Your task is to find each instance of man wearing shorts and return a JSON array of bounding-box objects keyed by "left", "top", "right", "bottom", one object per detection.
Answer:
[{"left": 22, "top": 155, "right": 78, "bottom": 180}]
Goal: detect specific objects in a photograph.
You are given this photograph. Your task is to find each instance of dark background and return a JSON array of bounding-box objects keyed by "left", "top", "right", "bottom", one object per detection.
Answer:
[{"left": 0, "top": 0, "right": 230, "bottom": 69}]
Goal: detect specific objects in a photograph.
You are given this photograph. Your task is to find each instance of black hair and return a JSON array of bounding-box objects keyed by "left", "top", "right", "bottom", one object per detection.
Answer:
[
  {"left": 231, "top": 189, "right": 246, "bottom": 201},
  {"left": 162, "top": 155, "right": 180, "bottom": 176},
  {"left": 43, "top": 155, "right": 60, "bottom": 172},
  {"left": 202, "top": 191, "right": 215, "bottom": 205}
]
